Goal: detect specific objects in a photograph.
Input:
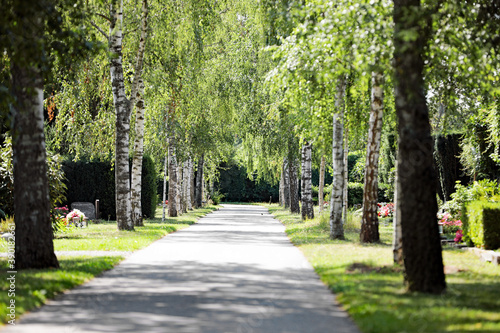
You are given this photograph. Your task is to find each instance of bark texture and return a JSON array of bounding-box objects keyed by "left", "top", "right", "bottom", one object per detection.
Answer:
[
  {"left": 393, "top": 163, "right": 403, "bottom": 264},
  {"left": 110, "top": 0, "right": 133, "bottom": 230},
  {"left": 130, "top": 0, "right": 148, "bottom": 227},
  {"left": 394, "top": 0, "right": 446, "bottom": 293},
  {"left": 131, "top": 79, "right": 145, "bottom": 226},
  {"left": 168, "top": 137, "right": 178, "bottom": 217},
  {"left": 318, "top": 156, "right": 326, "bottom": 213},
  {"left": 282, "top": 158, "right": 290, "bottom": 209},
  {"left": 360, "top": 72, "right": 384, "bottom": 243},
  {"left": 11, "top": 62, "right": 59, "bottom": 269},
  {"left": 186, "top": 158, "right": 193, "bottom": 210},
  {"left": 195, "top": 155, "right": 204, "bottom": 208},
  {"left": 301, "top": 142, "right": 314, "bottom": 220},
  {"left": 329, "top": 78, "right": 346, "bottom": 240},
  {"left": 343, "top": 128, "right": 349, "bottom": 222},
  {"left": 289, "top": 159, "right": 300, "bottom": 214}
]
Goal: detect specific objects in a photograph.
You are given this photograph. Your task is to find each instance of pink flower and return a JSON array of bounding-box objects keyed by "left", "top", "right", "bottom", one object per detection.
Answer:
[{"left": 454, "top": 230, "right": 463, "bottom": 243}]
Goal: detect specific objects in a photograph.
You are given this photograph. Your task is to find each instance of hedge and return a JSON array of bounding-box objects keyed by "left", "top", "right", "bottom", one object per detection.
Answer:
[
  {"left": 62, "top": 155, "right": 157, "bottom": 220},
  {"left": 463, "top": 200, "right": 500, "bottom": 250},
  {"left": 347, "top": 182, "right": 394, "bottom": 206},
  {"left": 216, "top": 164, "right": 279, "bottom": 202}
]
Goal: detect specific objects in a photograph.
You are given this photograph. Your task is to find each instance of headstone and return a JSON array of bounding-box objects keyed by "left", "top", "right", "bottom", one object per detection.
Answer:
[{"left": 71, "top": 202, "right": 96, "bottom": 220}]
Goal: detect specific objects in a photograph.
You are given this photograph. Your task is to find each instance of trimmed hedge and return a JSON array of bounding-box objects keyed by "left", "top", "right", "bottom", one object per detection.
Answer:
[
  {"left": 347, "top": 182, "right": 394, "bottom": 206},
  {"left": 62, "top": 155, "right": 157, "bottom": 220},
  {"left": 216, "top": 164, "right": 279, "bottom": 202},
  {"left": 463, "top": 201, "right": 500, "bottom": 250}
]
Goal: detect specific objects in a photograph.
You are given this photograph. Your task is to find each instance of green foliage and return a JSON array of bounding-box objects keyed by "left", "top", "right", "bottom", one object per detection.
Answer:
[
  {"left": 464, "top": 201, "right": 500, "bottom": 250},
  {"left": 209, "top": 191, "right": 225, "bottom": 205},
  {"left": 442, "top": 179, "right": 500, "bottom": 218},
  {"left": 0, "top": 134, "right": 67, "bottom": 216},
  {"left": 346, "top": 182, "right": 393, "bottom": 206}
]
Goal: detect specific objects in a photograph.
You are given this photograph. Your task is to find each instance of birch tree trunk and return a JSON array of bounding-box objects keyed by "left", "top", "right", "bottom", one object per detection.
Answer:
[
  {"left": 110, "top": 0, "right": 133, "bottom": 230},
  {"left": 394, "top": 0, "right": 445, "bottom": 293},
  {"left": 190, "top": 158, "right": 195, "bottom": 209},
  {"left": 283, "top": 158, "right": 290, "bottom": 209},
  {"left": 360, "top": 72, "right": 384, "bottom": 243},
  {"left": 131, "top": 79, "right": 145, "bottom": 226},
  {"left": 186, "top": 158, "right": 193, "bottom": 210},
  {"left": 162, "top": 155, "right": 167, "bottom": 222},
  {"left": 279, "top": 172, "right": 284, "bottom": 206},
  {"left": 318, "top": 156, "right": 326, "bottom": 213},
  {"left": 179, "top": 162, "right": 187, "bottom": 213},
  {"left": 289, "top": 158, "right": 300, "bottom": 214},
  {"left": 393, "top": 163, "right": 403, "bottom": 264},
  {"left": 10, "top": 61, "right": 59, "bottom": 269},
  {"left": 130, "top": 0, "right": 148, "bottom": 227},
  {"left": 343, "top": 128, "right": 349, "bottom": 221},
  {"left": 168, "top": 137, "right": 178, "bottom": 217},
  {"left": 195, "top": 155, "right": 204, "bottom": 208},
  {"left": 329, "top": 78, "right": 346, "bottom": 240},
  {"left": 301, "top": 142, "right": 314, "bottom": 219}
]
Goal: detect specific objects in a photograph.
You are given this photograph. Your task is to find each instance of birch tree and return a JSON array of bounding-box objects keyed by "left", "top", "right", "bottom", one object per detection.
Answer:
[
  {"left": 301, "top": 142, "right": 314, "bottom": 219},
  {"left": 130, "top": 0, "right": 149, "bottom": 227},
  {"left": 329, "top": 79, "right": 347, "bottom": 240},
  {"left": 360, "top": 72, "right": 384, "bottom": 243}
]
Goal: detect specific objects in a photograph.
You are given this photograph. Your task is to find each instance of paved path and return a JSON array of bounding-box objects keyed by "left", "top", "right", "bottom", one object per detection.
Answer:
[{"left": 3, "top": 204, "right": 360, "bottom": 333}]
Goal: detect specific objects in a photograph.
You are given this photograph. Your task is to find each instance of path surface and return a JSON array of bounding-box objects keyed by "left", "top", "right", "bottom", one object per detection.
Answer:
[{"left": 3, "top": 204, "right": 360, "bottom": 333}]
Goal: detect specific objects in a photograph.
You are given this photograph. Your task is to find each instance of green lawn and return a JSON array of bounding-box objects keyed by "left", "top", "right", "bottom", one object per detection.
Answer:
[
  {"left": 53, "top": 205, "right": 218, "bottom": 252},
  {"left": 266, "top": 204, "right": 500, "bottom": 333},
  {"left": 0, "top": 205, "right": 218, "bottom": 325}
]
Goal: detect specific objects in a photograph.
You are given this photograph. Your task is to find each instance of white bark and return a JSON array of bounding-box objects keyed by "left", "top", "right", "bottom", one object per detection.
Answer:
[
  {"left": 110, "top": 0, "right": 133, "bottom": 230},
  {"left": 283, "top": 158, "right": 290, "bottom": 208},
  {"left": 162, "top": 155, "right": 167, "bottom": 222},
  {"left": 318, "top": 156, "right": 326, "bottom": 213},
  {"left": 393, "top": 162, "right": 403, "bottom": 264},
  {"left": 186, "top": 158, "right": 193, "bottom": 210},
  {"left": 329, "top": 78, "right": 346, "bottom": 239},
  {"left": 131, "top": 79, "right": 145, "bottom": 226},
  {"left": 343, "top": 128, "right": 349, "bottom": 221},
  {"left": 130, "top": 0, "right": 148, "bottom": 226},
  {"left": 176, "top": 163, "right": 183, "bottom": 214},
  {"left": 360, "top": 72, "right": 384, "bottom": 243},
  {"left": 301, "top": 142, "right": 314, "bottom": 219},
  {"left": 168, "top": 138, "right": 178, "bottom": 217}
]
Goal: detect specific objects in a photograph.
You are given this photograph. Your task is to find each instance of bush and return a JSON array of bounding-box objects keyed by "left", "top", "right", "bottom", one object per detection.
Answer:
[
  {"left": 1, "top": 134, "right": 67, "bottom": 216},
  {"left": 63, "top": 159, "right": 116, "bottom": 220},
  {"left": 347, "top": 182, "right": 393, "bottom": 206},
  {"left": 442, "top": 179, "right": 500, "bottom": 217},
  {"left": 464, "top": 201, "right": 500, "bottom": 249},
  {"left": 140, "top": 155, "right": 158, "bottom": 218}
]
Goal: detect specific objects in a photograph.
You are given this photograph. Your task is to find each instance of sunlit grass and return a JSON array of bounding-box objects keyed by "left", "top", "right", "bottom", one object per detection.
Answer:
[
  {"left": 53, "top": 205, "right": 218, "bottom": 251},
  {"left": 0, "top": 205, "right": 218, "bottom": 326},
  {"left": 266, "top": 203, "right": 500, "bottom": 333},
  {"left": 0, "top": 256, "right": 123, "bottom": 325}
]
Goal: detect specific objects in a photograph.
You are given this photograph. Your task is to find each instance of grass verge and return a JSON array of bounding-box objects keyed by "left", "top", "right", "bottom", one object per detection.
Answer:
[
  {"left": 0, "top": 205, "right": 217, "bottom": 325},
  {"left": 53, "top": 205, "right": 218, "bottom": 251},
  {"left": 266, "top": 204, "right": 500, "bottom": 333}
]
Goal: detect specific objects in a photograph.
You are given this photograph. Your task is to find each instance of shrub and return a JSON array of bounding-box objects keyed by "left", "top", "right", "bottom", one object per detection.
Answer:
[
  {"left": 442, "top": 179, "right": 500, "bottom": 217},
  {"left": 140, "top": 154, "right": 158, "bottom": 218},
  {"left": 347, "top": 182, "right": 393, "bottom": 206},
  {"left": 1, "top": 134, "right": 67, "bottom": 216},
  {"left": 464, "top": 201, "right": 500, "bottom": 250}
]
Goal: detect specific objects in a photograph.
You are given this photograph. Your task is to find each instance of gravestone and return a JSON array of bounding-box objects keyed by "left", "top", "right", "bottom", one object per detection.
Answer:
[{"left": 71, "top": 202, "right": 96, "bottom": 220}]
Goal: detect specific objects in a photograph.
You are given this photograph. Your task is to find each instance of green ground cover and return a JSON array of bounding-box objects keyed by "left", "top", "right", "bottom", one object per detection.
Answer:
[
  {"left": 266, "top": 204, "right": 500, "bottom": 333},
  {"left": 0, "top": 205, "right": 217, "bottom": 325}
]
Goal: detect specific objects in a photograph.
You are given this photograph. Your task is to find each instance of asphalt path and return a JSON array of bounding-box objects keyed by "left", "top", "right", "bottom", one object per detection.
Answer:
[{"left": 3, "top": 204, "right": 360, "bottom": 333}]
